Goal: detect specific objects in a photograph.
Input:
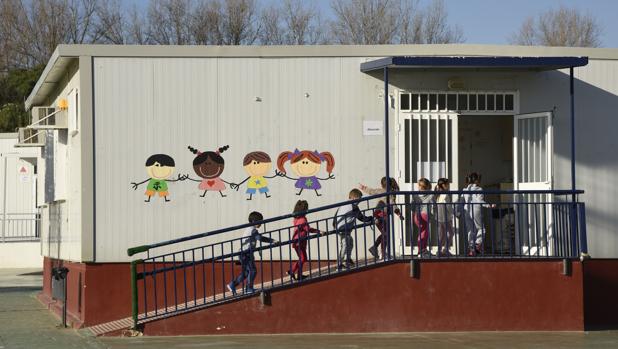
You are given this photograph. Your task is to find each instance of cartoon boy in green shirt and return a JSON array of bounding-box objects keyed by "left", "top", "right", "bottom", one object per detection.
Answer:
[{"left": 131, "top": 154, "right": 185, "bottom": 202}]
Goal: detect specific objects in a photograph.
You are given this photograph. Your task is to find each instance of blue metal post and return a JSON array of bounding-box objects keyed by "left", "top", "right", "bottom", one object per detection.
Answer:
[
  {"left": 570, "top": 67, "right": 576, "bottom": 196},
  {"left": 383, "top": 67, "right": 393, "bottom": 259},
  {"left": 569, "top": 67, "right": 583, "bottom": 256}
]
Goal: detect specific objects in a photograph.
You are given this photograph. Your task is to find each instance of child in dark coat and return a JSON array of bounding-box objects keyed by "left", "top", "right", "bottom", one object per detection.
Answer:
[{"left": 227, "top": 211, "right": 277, "bottom": 295}]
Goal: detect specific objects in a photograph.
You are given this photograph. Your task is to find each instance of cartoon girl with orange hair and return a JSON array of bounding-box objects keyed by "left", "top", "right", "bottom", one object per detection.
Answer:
[{"left": 276, "top": 149, "right": 335, "bottom": 196}]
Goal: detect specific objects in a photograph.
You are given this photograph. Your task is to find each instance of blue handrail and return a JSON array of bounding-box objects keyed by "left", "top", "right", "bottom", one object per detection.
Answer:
[
  {"left": 128, "top": 190, "right": 587, "bottom": 328},
  {"left": 127, "top": 189, "right": 583, "bottom": 256}
]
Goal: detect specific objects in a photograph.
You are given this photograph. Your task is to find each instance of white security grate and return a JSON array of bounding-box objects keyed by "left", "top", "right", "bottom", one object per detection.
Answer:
[{"left": 400, "top": 91, "right": 516, "bottom": 114}]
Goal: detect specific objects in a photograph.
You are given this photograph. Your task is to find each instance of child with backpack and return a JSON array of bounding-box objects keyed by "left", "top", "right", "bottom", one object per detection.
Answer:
[
  {"left": 333, "top": 189, "right": 373, "bottom": 270},
  {"left": 368, "top": 200, "right": 389, "bottom": 260},
  {"left": 227, "top": 211, "right": 277, "bottom": 295}
]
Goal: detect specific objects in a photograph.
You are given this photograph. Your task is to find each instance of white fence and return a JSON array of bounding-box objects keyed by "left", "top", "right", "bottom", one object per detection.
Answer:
[{"left": 1, "top": 212, "right": 40, "bottom": 242}]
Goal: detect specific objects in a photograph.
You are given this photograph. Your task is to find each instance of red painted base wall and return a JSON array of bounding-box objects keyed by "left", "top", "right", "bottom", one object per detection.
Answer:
[
  {"left": 143, "top": 260, "right": 585, "bottom": 335},
  {"left": 40, "top": 257, "right": 321, "bottom": 327},
  {"left": 39, "top": 257, "right": 618, "bottom": 333},
  {"left": 583, "top": 259, "right": 618, "bottom": 330}
]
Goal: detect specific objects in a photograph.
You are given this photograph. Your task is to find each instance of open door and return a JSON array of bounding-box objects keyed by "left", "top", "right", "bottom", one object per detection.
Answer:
[
  {"left": 398, "top": 111, "right": 458, "bottom": 255},
  {"left": 513, "top": 112, "right": 553, "bottom": 255}
]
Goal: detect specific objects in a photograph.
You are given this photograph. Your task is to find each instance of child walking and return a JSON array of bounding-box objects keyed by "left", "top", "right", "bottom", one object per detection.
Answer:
[
  {"left": 414, "top": 178, "right": 434, "bottom": 257},
  {"left": 368, "top": 200, "right": 389, "bottom": 260},
  {"left": 227, "top": 211, "right": 277, "bottom": 295},
  {"left": 360, "top": 177, "right": 404, "bottom": 259},
  {"left": 359, "top": 177, "right": 403, "bottom": 218},
  {"left": 288, "top": 200, "right": 321, "bottom": 281},
  {"left": 435, "top": 178, "right": 454, "bottom": 256},
  {"left": 333, "top": 189, "right": 373, "bottom": 270},
  {"left": 462, "top": 172, "right": 495, "bottom": 256}
]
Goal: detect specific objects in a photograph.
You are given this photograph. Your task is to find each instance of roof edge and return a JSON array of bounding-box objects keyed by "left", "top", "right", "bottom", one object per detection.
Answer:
[
  {"left": 51, "top": 43, "right": 618, "bottom": 59},
  {"left": 25, "top": 43, "right": 618, "bottom": 110},
  {"left": 25, "top": 47, "right": 61, "bottom": 110},
  {"left": 360, "top": 56, "right": 589, "bottom": 72}
]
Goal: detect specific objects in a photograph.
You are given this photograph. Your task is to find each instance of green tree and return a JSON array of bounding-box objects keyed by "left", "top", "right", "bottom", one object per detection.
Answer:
[
  {"left": 0, "top": 103, "right": 28, "bottom": 132},
  {"left": 0, "top": 66, "right": 43, "bottom": 132}
]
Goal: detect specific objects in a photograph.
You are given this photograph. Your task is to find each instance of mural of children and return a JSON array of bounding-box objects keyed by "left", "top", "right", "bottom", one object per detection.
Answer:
[
  {"left": 276, "top": 149, "right": 335, "bottom": 196},
  {"left": 232, "top": 151, "right": 279, "bottom": 200},
  {"left": 131, "top": 154, "right": 185, "bottom": 202},
  {"left": 185, "top": 145, "right": 233, "bottom": 197}
]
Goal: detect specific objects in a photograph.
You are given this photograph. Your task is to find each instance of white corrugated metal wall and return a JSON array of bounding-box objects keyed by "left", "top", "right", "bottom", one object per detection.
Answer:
[
  {"left": 94, "top": 57, "right": 387, "bottom": 262},
  {"left": 85, "top": 56, "right": 618, "bottom": 261},
  {"left": 0, "top": 136, "right": 37, "bottom": 209},
  {"left": 0, "top": 135, "right": 38, "bottom": 242},
  {"left": 38, "top": 64, "right": 83, "bottom": 262},
  {"left": 476, "top": 61, "right": 618, "bottom": 258}
]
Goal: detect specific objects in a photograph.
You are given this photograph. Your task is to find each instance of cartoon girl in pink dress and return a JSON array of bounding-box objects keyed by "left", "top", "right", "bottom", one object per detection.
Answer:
[{"left": 185, "top": 145, "right": 233, "bottom": 197}]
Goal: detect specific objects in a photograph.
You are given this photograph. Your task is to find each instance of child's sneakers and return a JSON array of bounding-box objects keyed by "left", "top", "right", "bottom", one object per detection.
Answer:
[
  {"left": 226, "top": 282, "right": 237, "bottom": 296},
  {"left": 286, "top": 270, "right": 297, "bottom": 281},
  {"left": 475, "top": 243, "right": 483, "bottom": 255},
  {"left": 337, "top": 261, "right": 354, "bottom": 271},
  {"left": 368, "top": 246, "right": 378, "bottom": 259},
  {"left": 244, "top": 287, "right": 256, "bottom": 294}
]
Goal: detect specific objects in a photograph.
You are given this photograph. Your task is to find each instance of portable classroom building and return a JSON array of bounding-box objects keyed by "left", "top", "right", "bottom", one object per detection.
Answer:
[{"left": 23, "top": 44, "right": 618, "bottom": 329}]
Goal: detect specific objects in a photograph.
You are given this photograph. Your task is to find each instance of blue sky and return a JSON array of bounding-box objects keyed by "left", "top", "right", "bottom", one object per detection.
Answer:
[
  {"left": 130, "top": 0, "right": 618, "bottom": 47},
  {"left": 314, "top": 0, "right": 618, "bottom": 47}
]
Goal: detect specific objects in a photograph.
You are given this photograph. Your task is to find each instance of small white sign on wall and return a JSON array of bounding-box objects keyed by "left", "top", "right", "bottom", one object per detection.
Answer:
[{"left": 363, "top": 120, "right": 383, "bottom": 136}]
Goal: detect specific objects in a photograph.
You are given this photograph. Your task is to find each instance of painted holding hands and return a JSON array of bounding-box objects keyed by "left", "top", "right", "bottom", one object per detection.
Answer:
[{"left": 131, "top": 147, "right": 337, "bottom": 202}]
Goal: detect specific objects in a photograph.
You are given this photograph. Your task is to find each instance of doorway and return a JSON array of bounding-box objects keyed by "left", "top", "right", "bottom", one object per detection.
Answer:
[
  {"left": 395, "top": 91, "right": 557, "bottom": 256},
  {"left": 457, "top": 115, "right": 513, "bottom": 194}
]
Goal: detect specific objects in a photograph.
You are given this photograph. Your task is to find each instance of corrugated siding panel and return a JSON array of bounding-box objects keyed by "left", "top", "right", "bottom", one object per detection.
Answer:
[
  {"left": 0, "top": 138, "right": 37, "bottom": 215},
  {"left": 570, "top": 60, "right": 618, "bottom": 258},
  {"left": 516, "top": 59, "right": 618, "bottom": 258},
  {"left": 94, "top": 57, "right": 388, "bottom": 262},
  {"left": 39, "top": 65, "right": 83, "bottom": 262},
  {"left": 93, "top": 56, "right": 618, "bottom": 261}
]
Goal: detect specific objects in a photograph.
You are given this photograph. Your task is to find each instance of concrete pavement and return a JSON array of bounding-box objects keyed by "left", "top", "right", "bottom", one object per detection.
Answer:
[
  {"left": 99, "top": 331, "right": 618, "bottom": 349},
  {"left": 0, "top": 268, "right": 103, "bottom": 349}
]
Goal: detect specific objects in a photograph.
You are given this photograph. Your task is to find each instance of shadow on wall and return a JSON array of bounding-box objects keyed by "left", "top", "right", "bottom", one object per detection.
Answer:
[{"left": 534, "top": 70, "right": 618, "bottom": 258}]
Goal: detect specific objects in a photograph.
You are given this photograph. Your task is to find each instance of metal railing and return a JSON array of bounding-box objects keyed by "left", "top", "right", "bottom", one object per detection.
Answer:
[
  {"left": 1, "top": 212, "right": 41, "bottom": 242},
  {"left": 128, "top": 190, "right": 586, "bottom": 328}
]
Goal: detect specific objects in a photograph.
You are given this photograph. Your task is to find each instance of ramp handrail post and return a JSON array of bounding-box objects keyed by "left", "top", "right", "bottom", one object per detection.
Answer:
[
  {"left": 578, "top": 202, "right": 588, "bottom": 258},
  {"left": 130, "top": 259, "right": 143, "bottom": 329}
]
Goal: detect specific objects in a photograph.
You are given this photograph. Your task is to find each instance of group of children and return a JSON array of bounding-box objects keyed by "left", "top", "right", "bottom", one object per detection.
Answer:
[
  {"left": 412, "top": 172, "right": 495, "bottom": 257},
  {"left": 227, "top": 173, "right": 494, "bottom": 294}
]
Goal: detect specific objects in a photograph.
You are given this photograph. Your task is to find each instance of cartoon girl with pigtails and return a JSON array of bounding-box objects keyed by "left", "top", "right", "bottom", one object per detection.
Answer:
[
  {"left": 185, "top": 145, "right": 234, "bottom": 197},
  {"left": 276, "top": 149, "right": 335, "bottom": 196}
]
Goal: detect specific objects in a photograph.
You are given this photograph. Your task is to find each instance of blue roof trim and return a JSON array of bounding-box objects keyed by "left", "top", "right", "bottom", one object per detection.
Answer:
[{"left": 360, "top": 56, "right": 589, "bottom": 72}]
